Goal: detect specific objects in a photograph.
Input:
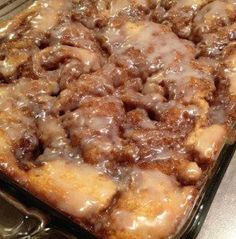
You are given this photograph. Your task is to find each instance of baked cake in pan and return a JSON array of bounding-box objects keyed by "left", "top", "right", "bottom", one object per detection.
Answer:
[{"left": 0, "top": 0, "right": 235, "bottom": 238}]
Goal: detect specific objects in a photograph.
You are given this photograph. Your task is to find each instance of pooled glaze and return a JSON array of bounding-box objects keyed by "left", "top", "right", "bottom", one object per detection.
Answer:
[
  {"left": 193, "top": 0, "right": 236, "bottom": 37},
  {"left": 104, "top": 21, "right": 194, "bottom": 68},
  {"left": 31, "top": 0, "right": 72, "bottom": 32},
  {"left": 223, "top": 45, "right": 236, "bottom": 96},
  {"left": 186, "top": 124, "right": 227, "bottom": 161},
  {"left": 107, "top": 169, "right": 195, "bottom": 239},
  {"left": 28, "top": 160, "right": 117, "bottom": 218}
]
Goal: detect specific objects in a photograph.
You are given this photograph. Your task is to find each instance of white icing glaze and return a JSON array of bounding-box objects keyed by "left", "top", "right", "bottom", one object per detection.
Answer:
[
  {"left": 0, "top": 2, "right": 37, "bottom": 39},
  {"left": 186, "top": 124, "right": 226, "bottom": 160},
  {"left": 95, "top": 0, "right": 160, "bottom": 19},
  {"left": 31, "top": 0, "right": 72, "bottom": 32},
  {"left": 172, "top": 0, "right": 209, "bottom": 11},
  {"left": 194, "top": 0, "right": 236, "bottom": 34},
  {"left": 104, "top": 21, "right": 194, "bottom": 67},
  {"left": 224, "top": 48, "right": 236, "bottom": 96},
  {"left": 164, "top": 60, "right": 213, "bottom": 101},
  {"left": 33, "top": 45, "right": 101, "bottom": 76},
  {"left": 0, "top": 2, "right": 233, "bottom": 239},
  {"left": 178, "top": 161, "right": 202, "bottom": 182},
  {"left": 108, "top": 169, "right": 194, "bottom": 239},
  {"left": 0, "top": 50, "right": 29, "bottom": 78},
  {"left": 110, "top": 0, "right": 131, "bottom": 16},
  {"left": 28, "top": 160, "right": 117, "bottom": 218},
  {"left": 109, "top": 0, "right": 158, "bottom": 16},
  {"left": 0, "top": 79, "right": 58, "bottom": 144}
]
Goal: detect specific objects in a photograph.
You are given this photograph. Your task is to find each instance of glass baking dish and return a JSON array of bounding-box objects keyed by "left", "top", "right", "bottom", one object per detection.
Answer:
[
  {"left": 0, "top": 1, "right": 235, "bottom": 238},
  {"left": 0, "top": 141, "right": 235, "bottom": 239}
]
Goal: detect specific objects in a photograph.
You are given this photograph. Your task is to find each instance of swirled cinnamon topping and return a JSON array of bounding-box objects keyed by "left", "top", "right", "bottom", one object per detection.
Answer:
[{"left": 0, "top": 0, "right": 235, "bottom": 238}]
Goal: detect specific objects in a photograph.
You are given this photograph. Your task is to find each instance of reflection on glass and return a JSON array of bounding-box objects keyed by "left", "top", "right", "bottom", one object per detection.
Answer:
[
  {"left": 0, "top": 192, "right": 43, "bottom": 238},
  {"left": 33, "top": 229, "right": 76, "bottom": 239}
]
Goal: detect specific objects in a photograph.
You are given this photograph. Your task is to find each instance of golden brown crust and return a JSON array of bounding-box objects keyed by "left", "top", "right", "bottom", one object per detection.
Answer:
[{"left": 0, "top": 0, "right": 235, "bottom": 238}]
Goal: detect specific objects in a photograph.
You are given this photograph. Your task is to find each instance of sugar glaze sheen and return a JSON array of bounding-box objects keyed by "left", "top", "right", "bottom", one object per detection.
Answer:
[{"left": 0, "top": 0, "right": 235, "bottom": 239}]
